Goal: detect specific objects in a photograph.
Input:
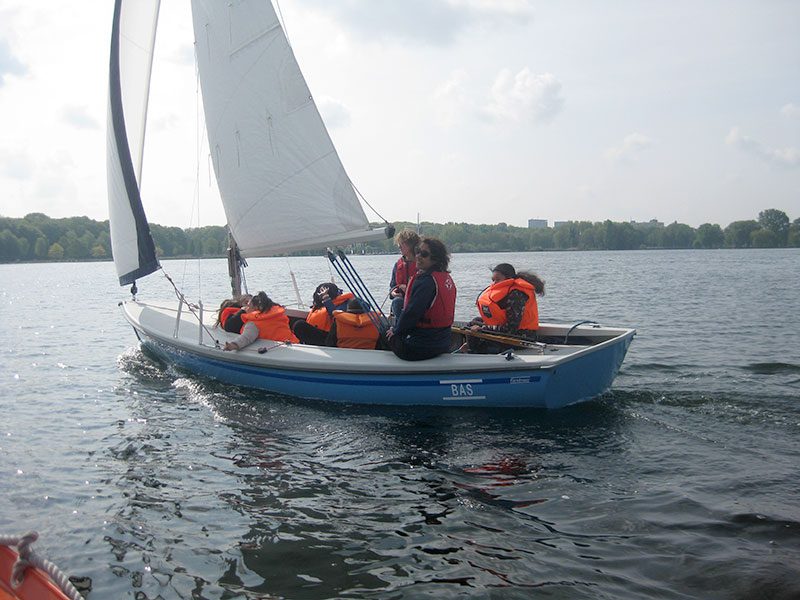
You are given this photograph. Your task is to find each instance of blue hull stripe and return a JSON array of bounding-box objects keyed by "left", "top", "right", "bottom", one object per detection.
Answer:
[{"left": 166, "top": 343, "right": 541, "bottom": 387}]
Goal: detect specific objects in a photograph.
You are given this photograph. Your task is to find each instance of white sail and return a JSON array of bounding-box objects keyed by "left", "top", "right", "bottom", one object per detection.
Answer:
[
  {"left": 190, "top": 0, "right": 389, "bottom": 257},
  {"left": 107, "top": 0, "right": 161, "bottom": 285}
]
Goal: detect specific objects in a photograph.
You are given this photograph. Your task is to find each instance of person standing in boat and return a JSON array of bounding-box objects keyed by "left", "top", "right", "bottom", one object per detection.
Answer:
[
  {"left": 386, "top": 237, "right": 456, "bottom": 361},
  {"left": 292, "top": 283, "right": 353, "bottom": 345},
  {"left": 224, "top": 291, "right": 299, "bottom": 351},
  {"left": 469, "top": 263, "right": 545, "bottom": 350},
  {"left": 388, "top": 229, "right": 420, "bottom": 323}
]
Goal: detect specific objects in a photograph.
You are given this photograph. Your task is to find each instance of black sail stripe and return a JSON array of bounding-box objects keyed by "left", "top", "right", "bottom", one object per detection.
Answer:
[{"left": 109, "top": 0, "right": 159, "bottom": 286}]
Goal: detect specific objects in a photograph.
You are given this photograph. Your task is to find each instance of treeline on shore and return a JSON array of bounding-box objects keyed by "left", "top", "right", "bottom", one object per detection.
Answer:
[{"left": 0, "top": 209, "right": 797, "bottom": 263}]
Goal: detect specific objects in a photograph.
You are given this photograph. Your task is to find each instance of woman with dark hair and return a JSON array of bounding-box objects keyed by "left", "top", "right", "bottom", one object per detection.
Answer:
[
  {"left": 292, "top": 283, "right": 354, "bottom": 345},
  {"left": 470, "top": 263, "right": 545, "bottom": 351},
  {"left": 386, "top": 237, "right": 456, "bottom": 361},
  {"left": 224, "top": 291, "right": 299, "bottom": 351}
]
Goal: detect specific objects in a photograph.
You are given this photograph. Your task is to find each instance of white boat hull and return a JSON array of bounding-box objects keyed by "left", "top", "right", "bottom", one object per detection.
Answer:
[{"left": 121, "top": 301, "right": 635, "bottom": 409}]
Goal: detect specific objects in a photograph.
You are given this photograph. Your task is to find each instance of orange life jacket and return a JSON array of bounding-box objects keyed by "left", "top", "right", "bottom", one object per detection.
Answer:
[
  {"left": 476, "top": 278, "right": 538, "bottom": 330},
  {"left": 305, "top": 292, "right": 354, "bottom": 332},
  {"left": 219, "top": 306, "right": 240, "bottom": 328},
  {"left": 241, "top": 305, "right": 300, "bottom": 343},
  {"left": 333, "top": 311, "right": 380, "bottom": 349},
  {"left": 404, "top": 271, "right": 457, "bottom": 328}
]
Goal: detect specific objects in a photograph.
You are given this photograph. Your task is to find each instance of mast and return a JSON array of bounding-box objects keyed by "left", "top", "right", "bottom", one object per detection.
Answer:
[{"left": 226, "top": 229, "right": 247, "bottom": 298}]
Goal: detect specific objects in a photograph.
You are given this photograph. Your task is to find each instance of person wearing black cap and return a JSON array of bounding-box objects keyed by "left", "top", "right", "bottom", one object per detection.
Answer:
[
  {"left": 293, "top": 283, "right": 354, "bottom": 345},
  {"left": 470, "top": 263, "right": 545, "bottom": 349},
  {"left": 325, "top": 298, "right": 381, "bottom": 350}
]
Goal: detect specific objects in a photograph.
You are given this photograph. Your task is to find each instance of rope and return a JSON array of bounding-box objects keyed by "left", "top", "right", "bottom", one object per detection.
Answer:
[
  {"left": 351, "top": 180, "right": 390, "bottom": 225},
  {"left": 0, "top": 532, "right": 84, "bottom": 600}
]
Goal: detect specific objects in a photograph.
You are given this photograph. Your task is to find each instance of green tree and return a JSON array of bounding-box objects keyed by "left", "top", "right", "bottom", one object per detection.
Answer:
[
  {"left": 34, "top": 236, "right": 48, "bottom": 258},
  {"left": 751, "top": 229, "right": 779, "bottom": 248},
  {"left": 554, "top": 223, "right": 580, "bottom": 249},
  {"left": 724, "top": 220, "right": 760, "bottom": 248},
  {"left": 662, "top": 222, "right": 696, "bottom": 248},
  {"left": 0, "top": 229, "right": 21, "bottom": 260},
  {"left": 694, "top": 223, "right": 724, "bottom": 249},
  {"left": 48, "top": 242, "right": 65, "bottom": 260},
  {"left": 758, "top": 208, "right": 789, "bottom": 246},
  {"left": 788, "top": 218, "right": 800, "bottom": 247}
]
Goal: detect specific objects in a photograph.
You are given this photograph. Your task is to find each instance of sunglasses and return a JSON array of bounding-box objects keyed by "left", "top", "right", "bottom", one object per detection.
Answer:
[{"left": 415, "top": 249, "right": 430, "bottom": 258}]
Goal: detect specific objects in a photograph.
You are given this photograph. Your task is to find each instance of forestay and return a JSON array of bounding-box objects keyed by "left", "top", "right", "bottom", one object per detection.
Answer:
[{"left": 191, "top": 0, "right": 389, "bottom": 257}]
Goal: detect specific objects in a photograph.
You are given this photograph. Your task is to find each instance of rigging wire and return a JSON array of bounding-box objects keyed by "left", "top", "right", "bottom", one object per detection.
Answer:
[
  {"left": 163, "top": 270, "right": 222, "bottom": 347},
  {"left": 351, "top": 179, "right": 390, "bottom": 225}
]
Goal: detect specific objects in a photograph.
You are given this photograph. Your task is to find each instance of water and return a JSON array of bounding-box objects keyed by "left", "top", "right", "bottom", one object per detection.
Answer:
[{"left": 1, "top": 249, "right": 799, "bottom": 599}]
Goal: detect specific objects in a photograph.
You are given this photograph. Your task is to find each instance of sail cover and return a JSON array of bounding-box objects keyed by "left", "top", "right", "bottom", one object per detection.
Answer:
[
  {"left": 107, "top": 0, "right": 160, "bottom": 286},
  {"left": 191, "top": 0, "right": 388, "bottom": 257}
]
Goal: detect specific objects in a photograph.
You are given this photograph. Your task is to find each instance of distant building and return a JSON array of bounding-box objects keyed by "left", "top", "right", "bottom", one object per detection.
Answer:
[
  {"left": 553, "top": 221, "right": 570, "bottom": 228},
  {"left": 527, "top": 219, "right": 548, "bottom": 229}
]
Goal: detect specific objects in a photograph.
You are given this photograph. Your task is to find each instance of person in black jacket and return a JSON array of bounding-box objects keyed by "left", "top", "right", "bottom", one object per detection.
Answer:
[{"left": 386, "top": 237, "right": 457, "bottom": 361}]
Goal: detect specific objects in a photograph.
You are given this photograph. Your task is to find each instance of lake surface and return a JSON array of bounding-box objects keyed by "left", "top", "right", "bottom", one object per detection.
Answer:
[{"left": 1, "top": 249, "right": 799, "bottom": 599}]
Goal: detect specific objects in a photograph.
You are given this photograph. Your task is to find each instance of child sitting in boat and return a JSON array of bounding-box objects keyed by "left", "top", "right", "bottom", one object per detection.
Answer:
[
  {"left": 292, "top": 283, "right": 353, "bottom": 345},
  {"left": 215, "top": 294, "right": 252, "bottom": 333},
  {"left": 325, "top": 298, "right": 382, "bottom": 350},
  {"left": 468, "top": 263, "right": 544, "bottom": 353},
  {"left": 223, "top": 291, "right": 299, "bottom": 351}
]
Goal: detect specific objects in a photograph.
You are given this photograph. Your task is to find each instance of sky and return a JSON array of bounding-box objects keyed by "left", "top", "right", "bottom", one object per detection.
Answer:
[{"left": 0, "top": 0, "right": 798, "bottom": 230}]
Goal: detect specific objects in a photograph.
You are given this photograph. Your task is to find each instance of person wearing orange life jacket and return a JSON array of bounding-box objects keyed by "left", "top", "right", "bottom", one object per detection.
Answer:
[
  {"left": 224, "top": 291, "right": 299, "bottom": 351},
  {"left": 325, "top": 298, "right": 381, "bottom": 350},
  {"left": 292, "top": 283, "right": 354, "bottom": 345},
  {"left": 386, "top": 237, "right": 457, "bottom": 361},
  {"left": 389, "top": 229, "right": 420, "bottom": 322},
  {"left": 215, "top": 294, "right": 252, "bottom": 333},
  {"left": 469, "top": 263, "right": 545, "bottom": 352}
]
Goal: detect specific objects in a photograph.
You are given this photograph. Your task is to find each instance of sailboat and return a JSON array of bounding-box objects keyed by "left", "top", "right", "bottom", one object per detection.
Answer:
[{"left": 107, "top": 0, "right": 635, "bottom": 409}]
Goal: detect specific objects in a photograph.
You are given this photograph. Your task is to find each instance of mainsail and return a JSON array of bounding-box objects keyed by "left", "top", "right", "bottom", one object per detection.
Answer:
[
  {"left": 107, "top": 0, "right": 161, "bottom": 286},
  {"left": 191, "top": 0, "right": 389, "bottom": 257}
]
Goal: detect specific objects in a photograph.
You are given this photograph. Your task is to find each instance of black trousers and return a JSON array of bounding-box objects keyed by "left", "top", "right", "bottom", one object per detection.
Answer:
[
  {"left": 389, "top": 333, "right": 446, "bottom": 361},
  {"left": 292, "top": 321, "right": 328, "bottom": 346}
]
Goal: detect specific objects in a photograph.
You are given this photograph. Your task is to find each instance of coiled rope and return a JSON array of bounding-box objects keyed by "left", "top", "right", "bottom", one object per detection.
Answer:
[{"left": 0, "top": 532, "right": 83, "bottom": 600}]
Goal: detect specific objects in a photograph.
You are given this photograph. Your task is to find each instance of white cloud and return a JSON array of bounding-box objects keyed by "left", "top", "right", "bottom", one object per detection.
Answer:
[
  {"left": 0, "top": 38, "right": 26, "bottom": 86},
  {"left": 434, "top": 68, "right": 564, "bottom": 126},
  {"left": 318, "top": 96, "right": 351, "bottom": 129},
  {"left": 298, "top": 0, "right": 533, "bottom": 45},
  {"left": 780, "top": 102, "right": 800, "bottom": 118},
  {"left": 726, "top": 127, "right": 800, "bottom": 168},
  {"left": 0, "top": 149, "right": 33, "bottom": 180},
  {"left": 605, "top": 132, "right": 653, "bottom": 162},
  {"left": 482, "top": 68, "right": 563, "bottom": 124},
  {"left": 60, "top": 105, "right": 99, "bottom": 130},
  {"left": 434, "top": 69, "right": 470, "bottom": 126}
]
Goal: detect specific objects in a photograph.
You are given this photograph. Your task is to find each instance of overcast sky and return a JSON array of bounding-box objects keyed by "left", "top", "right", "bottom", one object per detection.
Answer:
[{"left": 0, "top": 0, "right": 798, "bottom": 230}]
